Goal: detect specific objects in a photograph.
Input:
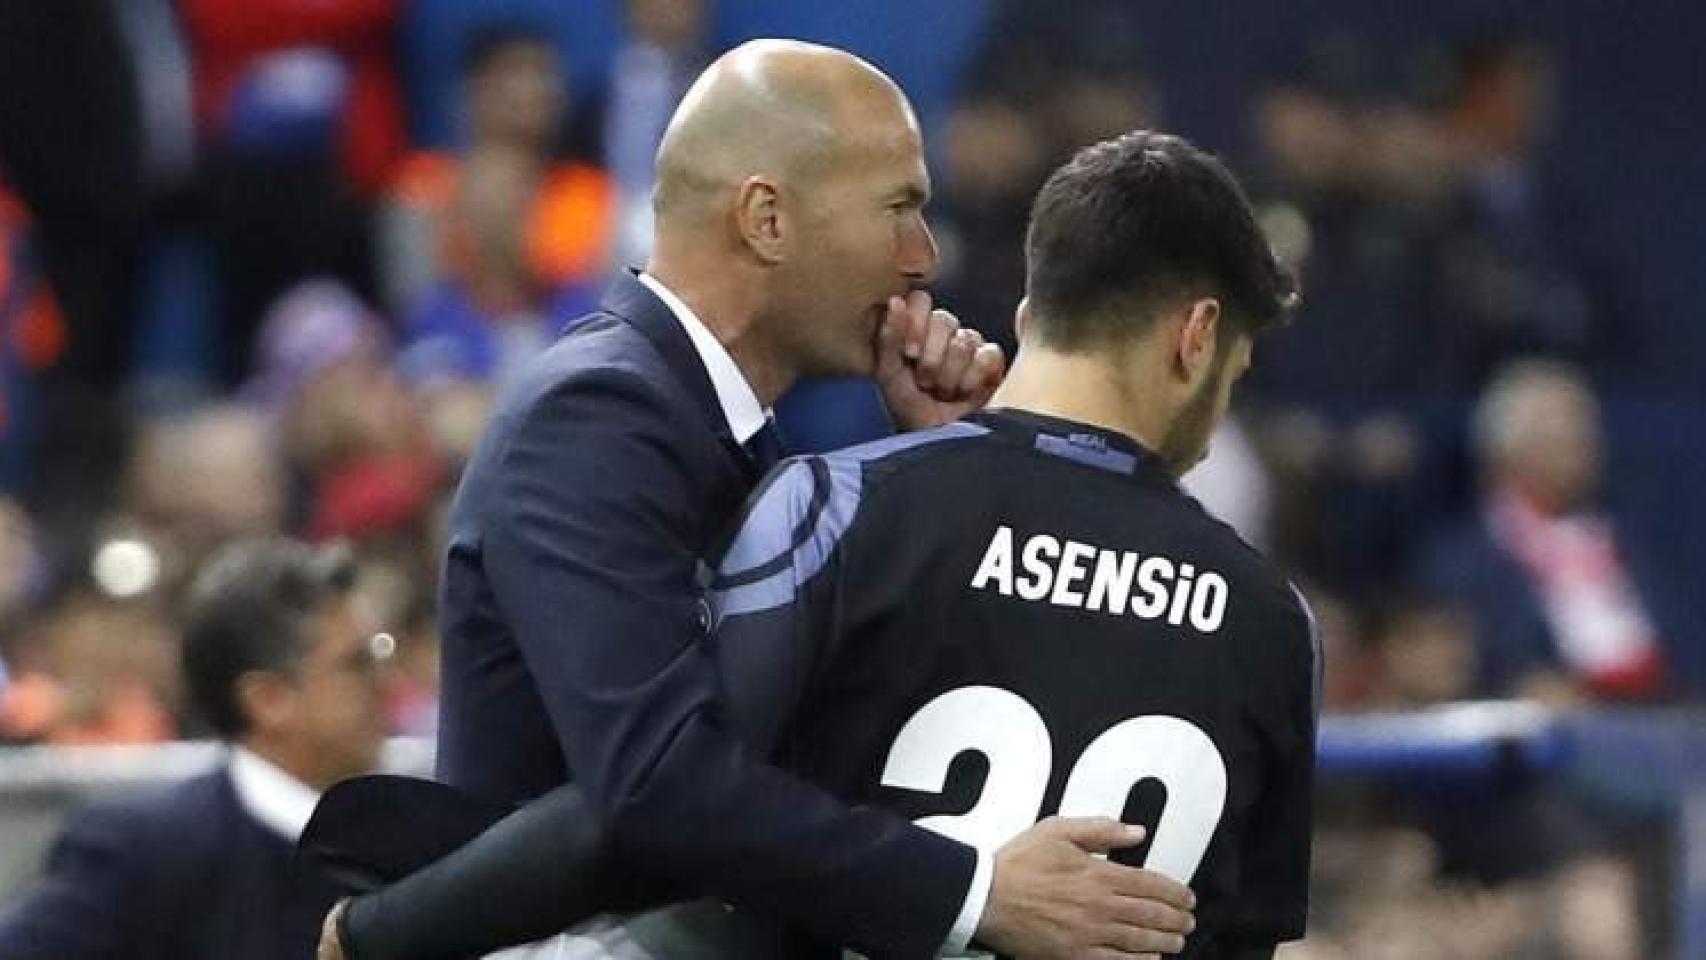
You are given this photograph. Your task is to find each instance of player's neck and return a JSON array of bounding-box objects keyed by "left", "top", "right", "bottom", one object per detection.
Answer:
[{"left": 992, "top": 348, "right": 1174, "bottom": 458}]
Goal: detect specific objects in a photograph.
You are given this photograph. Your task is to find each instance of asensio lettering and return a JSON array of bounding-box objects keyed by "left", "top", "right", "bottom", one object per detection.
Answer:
[{"left": 969, "top": 525, "right": 1229, "bottom": 633}]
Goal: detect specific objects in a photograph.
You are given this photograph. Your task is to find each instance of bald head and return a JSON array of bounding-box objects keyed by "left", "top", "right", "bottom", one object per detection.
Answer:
[{"left": 653, "top": 39, "right": 917, "bottom": 222}]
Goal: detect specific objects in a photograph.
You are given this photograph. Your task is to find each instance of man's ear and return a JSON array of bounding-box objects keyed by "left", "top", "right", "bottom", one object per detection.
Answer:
[
  {"left": 1175, "top": 297, "right": 1222, "bottom": 385},
  {"left": 735, "top": 176, "right": 786, "bottom": 264},
  {"left": 1014, "top": 297, "right": 1033, "bottom": 342},
  {"left": 236, "top": 670, "right": 296, "bottom": 737}
]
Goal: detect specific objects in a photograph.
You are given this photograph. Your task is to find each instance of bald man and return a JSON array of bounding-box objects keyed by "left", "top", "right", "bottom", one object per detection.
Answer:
[{"left": 317, "top": 40, "right": 1195, "bottom": 960}]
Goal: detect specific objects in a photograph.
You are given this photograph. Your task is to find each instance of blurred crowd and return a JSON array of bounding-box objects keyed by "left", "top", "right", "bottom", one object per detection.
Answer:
[{"left": 0, "top": 0, "right": 1701, "bottom": 956}]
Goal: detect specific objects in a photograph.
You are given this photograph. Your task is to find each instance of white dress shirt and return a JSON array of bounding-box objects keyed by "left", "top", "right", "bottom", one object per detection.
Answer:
[
  {"left": 228, "top": 746, "right": 321, "bottom": 842},
  {"left": 635, "top": 271, "right": 770, "bottom": 444}
]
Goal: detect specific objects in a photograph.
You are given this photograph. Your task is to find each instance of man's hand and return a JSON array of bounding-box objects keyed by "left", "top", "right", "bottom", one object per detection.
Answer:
[
  {"left": 317, "top": 899, "right": 351, "bottom": 960},
  {"left": 875, "top": 290, "right": 1005, "bottom": 431},
  {"left": 976, "top": 817, "right": 1197, "bottom": 960}
]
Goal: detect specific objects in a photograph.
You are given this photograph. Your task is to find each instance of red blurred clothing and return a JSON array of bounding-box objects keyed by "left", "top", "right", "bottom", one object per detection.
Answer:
[
  {"left": 179, "top": 0, "right": 407, "bottom": 193},
  {"left": 309, "top": 450, "right": 441, "bottom": 542},
  {"left": 1490, "top": 488, "right": 1668, "bottom": 700},
  {"left": 0, "top": 189, "right": 67, "bottom": 436}
]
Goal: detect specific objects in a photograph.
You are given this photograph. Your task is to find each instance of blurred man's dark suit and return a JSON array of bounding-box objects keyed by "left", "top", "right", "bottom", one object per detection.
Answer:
[{"left": 0, "top": 766, "right": 338, "bottom": 960}]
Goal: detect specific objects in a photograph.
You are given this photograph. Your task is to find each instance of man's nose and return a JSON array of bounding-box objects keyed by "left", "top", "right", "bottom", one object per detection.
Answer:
[{"left": 900, "top": 217, "right": 939, "bottom": 287}]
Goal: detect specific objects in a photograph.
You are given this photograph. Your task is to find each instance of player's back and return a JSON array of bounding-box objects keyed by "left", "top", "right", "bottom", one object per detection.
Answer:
[{"left": 719, "top": 408, "right": 1318, "bottom": 958}]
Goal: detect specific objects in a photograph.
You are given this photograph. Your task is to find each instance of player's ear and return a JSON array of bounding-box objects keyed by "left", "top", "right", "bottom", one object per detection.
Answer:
[
  {"left": 1014, "top": 297, "right": 1033, "bottom": 343},
  {"left": 735, "top": 175, "right": 786, "bottom": 264},
  {"left": 1176, "top": 297, "right": 1221, "bottom": 385}
]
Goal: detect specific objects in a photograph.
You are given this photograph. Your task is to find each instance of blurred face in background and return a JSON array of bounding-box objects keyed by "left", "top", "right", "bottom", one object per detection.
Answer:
[
  {"left": 1493, "top": 373, "right": 1603, "bottom": 513},
  {"left": 248, "top": 595, "right": 388, "bottom": 790},
  {"left": 627, "top": 0, "right": 706, "bottom": 52},
  {"left": 1454, "top": 43, "right": 1556, "bottom": 162},
  {"left": 448, "top": 148, "right": 539, "bottom": 311},
  {"left": 469, "top": 39, "right": 566, "bottom": 152},
  {"left": 289, "top": 344, "right": 424, "bottom": 472},
  {"left": 128, "top": 408, "right": 286, "bottom": 586},
  {"left": 1377, "top": 605, "right": 1476, "bottom": 706},
  {"left": 770, "top": 92, "right": 938, "bottom": 379},
  {"left": 36, "top": 595, "right": 181, "bottom": 743},
  {"left": 1257, "top": 85, "right": 1359, "bottom": 192},
  {"left": 944, "top": 100, "right": 1045, "bottom": 203},
  {"left": 1049, "top": 71, "right": 1155, "bottom": 159}
]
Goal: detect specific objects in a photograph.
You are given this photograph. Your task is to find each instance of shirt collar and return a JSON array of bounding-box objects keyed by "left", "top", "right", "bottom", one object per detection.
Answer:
[
  {"left": 636, "top": 271, "right": 770, "bottom": 444},
  {"left": 228, "top": 746, "right": 321, "bottom": 842}
]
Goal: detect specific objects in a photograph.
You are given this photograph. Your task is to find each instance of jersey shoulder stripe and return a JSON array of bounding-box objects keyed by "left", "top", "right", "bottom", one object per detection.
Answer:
[{"left": 710, "top": 421, "right": 990, "bottom": 617}]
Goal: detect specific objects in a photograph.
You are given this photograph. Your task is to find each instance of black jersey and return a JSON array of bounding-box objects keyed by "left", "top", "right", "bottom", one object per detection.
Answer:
[{"left": 707, "top": 408, "right": 1319, "bottom": 958}]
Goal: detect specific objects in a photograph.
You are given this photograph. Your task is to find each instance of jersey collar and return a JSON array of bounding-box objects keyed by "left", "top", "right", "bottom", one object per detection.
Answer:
[{"left": 972, "top": 408, "right": 1178, "bottom": 488}]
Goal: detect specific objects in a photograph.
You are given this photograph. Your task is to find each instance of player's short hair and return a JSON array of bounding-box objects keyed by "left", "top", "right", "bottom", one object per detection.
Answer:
[
  {"left": 181, "top": 538, "right": 357, "bottom": 739},
  {"left": 1023, "top": 130, "right": 1298, "bottom": 351}
]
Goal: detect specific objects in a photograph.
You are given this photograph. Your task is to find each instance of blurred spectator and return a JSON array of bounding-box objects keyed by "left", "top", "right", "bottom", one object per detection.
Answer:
[
  {"left": 121, "top": 404, "right": 285, "bottom": 593},
  {"left": 584, "top": 0, "right": 713, "bottom": 268},
  {"left": 381, "top": 588, "right": 440, "bottom": 738},
  {"left": 1364, "top": 597, "right": 1477, "bottom": 709},
  {"left": 1239, "top": 40, "right": 1456, "bottom": 597},
  {"left": 934, "top": 0, "right": 1157, "bottom": 353},
  {"left": 181, "top": 0, "right": 403, "bottom": 384},
  {"left": 0, "top": 0, "right": 145, "bottom": 391},
  {"left": 931, "top": 96, "right": 1048, "bottom": 354},
  {"left": 1421, "top": 32, "right": 1638, "bottom": 388},
  {"left": 1418, "top": 360, "right": 1705, "bottom": 704},
  {"left": 179, "top": 0, "right": 407, "bottom": 195},
  {"left": 0, "top": 590, "right": 178, "bottom": 746},
  {"left": 0, "top": 538, "right": 387, "bottom": 958},
  {"left": 245, "top": 281, "right": 440, "bottom": 545},
  {"left": 385, "top": 23, "right": 612, "bottom": 388},
  {"left": 0, "top": 190, "right": 68, "bottom": 498},
  {"left": 1303, "top": 588, "right": 1380, "bottom": 713},
  {"left": 1243, "top": 41, "right": 1439, "bottom": 404},
  {"left": 0, "top": 498, "right": 47, "bottom": 731}
]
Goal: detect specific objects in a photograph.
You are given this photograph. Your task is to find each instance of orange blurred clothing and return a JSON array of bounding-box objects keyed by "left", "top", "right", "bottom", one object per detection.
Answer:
[
  {"left": 179, "top": 0, "right": 407, "bottom": 193},
  {"left": 0, "top": 672, "right": 175, "bottom": 745},
  {"left": 391, "top": 152, "right": 615, "bottom": 291}
]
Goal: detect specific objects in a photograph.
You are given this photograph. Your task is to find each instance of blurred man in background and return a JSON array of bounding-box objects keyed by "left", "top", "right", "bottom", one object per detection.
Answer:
[
  {"left": 0, "top": 538, "right": 387, "bottom": 959},
  {"left": 1424, "top": 34, "right": 1638, "bottom": 388},
  {"left": 386, "top": 23, "right": 613, "bottom": 389},
  {"left": 180, "top": 0, "right": 405, "bottom": 385},
  {"left": 583, "top": 0, "right": 713, "bottom": 269},
  {"left": 1421, "top": 360, "right": 1704, "bottom": 704}
]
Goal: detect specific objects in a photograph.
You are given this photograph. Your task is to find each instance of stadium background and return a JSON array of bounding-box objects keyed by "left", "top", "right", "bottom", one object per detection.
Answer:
[{"left": 2, "top": 0, "right": 1705, "bottom": 957}]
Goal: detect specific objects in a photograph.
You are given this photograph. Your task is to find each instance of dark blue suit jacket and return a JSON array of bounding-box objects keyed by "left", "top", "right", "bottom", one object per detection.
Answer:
[
  {"left": 435, "top": 274, "right": 974, "bottom": 957},
  {"left": 0, "top": 767, "right": 339, "bottom": 960}
]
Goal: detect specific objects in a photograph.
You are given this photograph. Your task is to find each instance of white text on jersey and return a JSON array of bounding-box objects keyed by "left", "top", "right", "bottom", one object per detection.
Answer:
[{"left": 969, "top": 525, "right": 1229, "bottom": 633}]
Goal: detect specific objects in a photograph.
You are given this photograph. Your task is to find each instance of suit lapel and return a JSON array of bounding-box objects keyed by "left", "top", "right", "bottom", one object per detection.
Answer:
[
  {"left": 600, "top": 274, "right": 735, "bottom": 442},
  {"left": 600, "top": 274, "right": 770, "bottom": 483}
]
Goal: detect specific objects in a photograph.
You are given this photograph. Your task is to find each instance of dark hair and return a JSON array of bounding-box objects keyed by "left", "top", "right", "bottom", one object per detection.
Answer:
[
  {"left": 181, "top": 539, "right": 357, "bottom": 739},
  {"left": 461, "top": 20, "right": 556, "bottom": 78},
  {"left": 1023, "top": 130, "right": 1298, "bottom": 350}
]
